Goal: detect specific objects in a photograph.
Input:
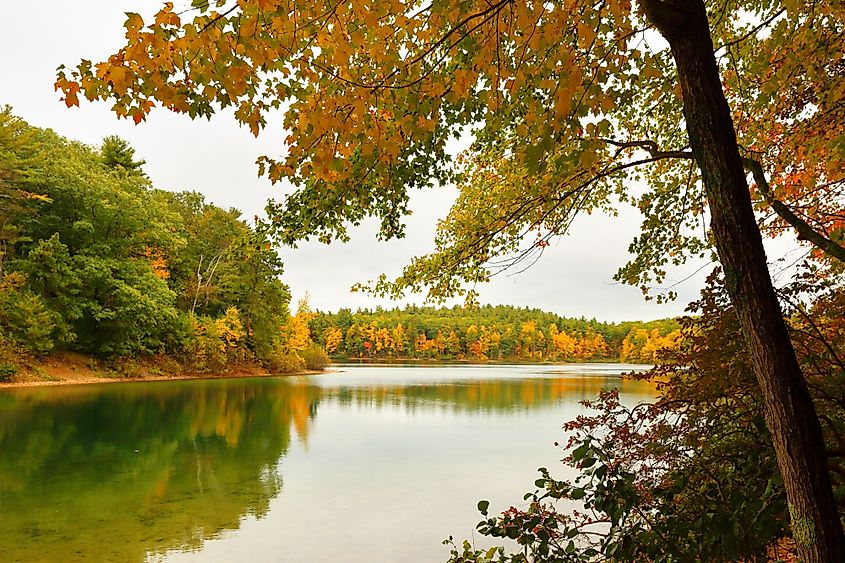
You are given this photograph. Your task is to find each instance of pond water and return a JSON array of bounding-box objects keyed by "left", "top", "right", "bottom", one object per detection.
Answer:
[{"left": 0, "top": 364, "right": 655, "bottom": 562}]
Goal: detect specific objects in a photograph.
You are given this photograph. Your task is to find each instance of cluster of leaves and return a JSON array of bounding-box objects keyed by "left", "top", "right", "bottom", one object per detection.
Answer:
[
  {"left": 310, "top": 305, "right": 679, "bottom": 362},
  {"left": 723, "top": 3, "right": 845, "bottom": 268},
  {"left": 55, "top": 1, "right": 844, "bottom": 302},
  {"left": 0, "top": 109, "right": 321, "bottom": 372},
  {"left": 448, "top": 269, "right": 845, "bottom": 562},
  {"left": 618, "top": 326, "right": 681, "bottom": 364}
]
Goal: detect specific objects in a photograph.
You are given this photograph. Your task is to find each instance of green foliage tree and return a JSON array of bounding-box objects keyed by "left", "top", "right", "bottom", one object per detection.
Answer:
[
  {"left": 0, "top": 272, "right": 64, "bottom": 356},
  {"left": 0, "top": 106, "right": 48, "bottom": 277},
  {"left": 0, "top": 112, "right": 296, "bottom": 368},
  {"left": 100, "top": 135, "right": 147, "bottom": 176},
  {"left": 7, "top": 128, "right": 186, "bottom": 356}
]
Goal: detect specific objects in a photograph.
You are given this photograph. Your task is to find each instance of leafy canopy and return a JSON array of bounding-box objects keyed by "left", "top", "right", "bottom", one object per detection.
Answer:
[
  {"left": 0, "top": 112, "right": 294, "bottom": 361},
  {"left": 56, "top": 1, "right": 845, "bottom": 299}
]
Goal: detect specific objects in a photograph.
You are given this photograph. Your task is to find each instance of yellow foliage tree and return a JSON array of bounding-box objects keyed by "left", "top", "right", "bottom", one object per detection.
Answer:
[
  {"left": 552, "top": 330, "right": 578, "bottom": 359},
  {"left": 285, "top": 297, "right": 315, "bottom": 352},
  {"left": 215, "top": 307, "right": 245, "bottom": 348},
  {"left": 323, "top": 327, "right": 343, "bottom": 355},
  {"left": 390, "top": 323, "right": 408, "bottom": 356}
]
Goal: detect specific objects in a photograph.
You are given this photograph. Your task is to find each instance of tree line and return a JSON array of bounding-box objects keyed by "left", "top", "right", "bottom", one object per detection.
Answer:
[
  {"left": 0, "top": 108, "right": 325, "bottom": 378},
  {"left": 309, "top": 305, "right": 680, "bottom": 363}
]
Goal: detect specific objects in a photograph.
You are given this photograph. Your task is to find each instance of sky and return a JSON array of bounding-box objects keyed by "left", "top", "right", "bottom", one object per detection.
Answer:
[{"left": 0, "top": 2, "right": 804, "bottom": 322}]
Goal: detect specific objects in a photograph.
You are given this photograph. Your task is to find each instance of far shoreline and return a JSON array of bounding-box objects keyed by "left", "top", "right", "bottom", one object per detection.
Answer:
[
  {"left": 1, "top": 352, "right": 652, "bottom": 391},
  {"left": 334, "top": 356, "right": 632, "bottom": 365}
]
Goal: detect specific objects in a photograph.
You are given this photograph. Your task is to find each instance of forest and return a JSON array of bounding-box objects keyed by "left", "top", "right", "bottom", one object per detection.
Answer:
[
  {"left": 309, "top": 305, "right": 680, "bottom": 363},
  {"left": 0, "top": 108, "right": 674, "bottom": 383},
  {"left": 0, "top": 108, "right": 326, "bottom": 380}
]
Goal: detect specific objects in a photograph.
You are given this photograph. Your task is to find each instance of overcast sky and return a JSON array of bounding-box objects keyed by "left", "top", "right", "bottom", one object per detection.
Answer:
[{"left": 0, "top": 2, "right": 805, "bottom": 322}]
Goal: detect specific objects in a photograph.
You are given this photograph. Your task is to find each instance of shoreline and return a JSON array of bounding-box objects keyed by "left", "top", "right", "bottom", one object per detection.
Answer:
[
  {"left": 332, "top": 356, "right": 627, "bottom": 365},
  {"left": 1, "top": 352, "right": 650, "bottom": 390},
  {"left": 0, "top": 369, "right": 325, "bottom": 390},
  {"left": 0, "top": 351, "right": 326, "bottom": 390}
]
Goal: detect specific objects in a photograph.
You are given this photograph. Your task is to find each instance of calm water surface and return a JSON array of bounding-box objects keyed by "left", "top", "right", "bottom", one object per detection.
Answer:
[{"left": 0, "top": 364, "right": 655, "bottom": 562}]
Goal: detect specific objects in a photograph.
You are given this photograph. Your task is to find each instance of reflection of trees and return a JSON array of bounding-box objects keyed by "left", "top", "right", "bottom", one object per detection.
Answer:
[
  {"left": 0, "top": 378, "right": 321, "bottom": 562},
  {"left": 325, "top": 376, "right": 655, "bottom": 413},
  {"left": 0, "top": 373, "right": 653, "bottom": 562}
]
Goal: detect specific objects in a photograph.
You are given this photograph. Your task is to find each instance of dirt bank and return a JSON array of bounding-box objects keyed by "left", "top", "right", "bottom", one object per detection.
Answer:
[{"left": 0, "top": 351, "right": 320, "bottom": 389}]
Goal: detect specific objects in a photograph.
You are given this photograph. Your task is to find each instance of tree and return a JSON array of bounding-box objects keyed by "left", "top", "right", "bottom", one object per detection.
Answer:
[
  {"left": 285, "top": 297, "right": 316, "bottom": 352},
  {"left": 58, "top": 1, "right": 845, "bottom": 557},
  {"left": 100, "top": 135, "right": 147, "bottom": 176},
  {"left": 0, "top": 107, "right": 48, "bottom": 277},
  {"left": 641, "top": 3, "right": 842, "bottom": 558},
  {"left": 323, "top": 326, "right": 343, "bottom": 355},
  {"left": 8, "top": 127, "right": 187, "bottom": 356}
]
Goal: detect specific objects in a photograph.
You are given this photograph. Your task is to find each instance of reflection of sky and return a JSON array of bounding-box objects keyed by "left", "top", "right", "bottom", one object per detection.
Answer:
[
  {"left": 164, "top": 365, "right": 654, "bottom": 562},
  {"left": 295, "top": 363, "right": 654, "bottom": 387}
]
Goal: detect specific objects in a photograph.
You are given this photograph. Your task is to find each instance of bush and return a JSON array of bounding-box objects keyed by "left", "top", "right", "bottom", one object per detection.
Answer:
[
  {"left": 0, "top": 333, "right": 24, "bottom": 382},
  {"left": 300, "top": 344, "right": 330, "bottom": 370},
  {"left": 265, "top": 350, "right": 306, "bottom": 375},
  {"left": 185, "top": 308, "right": 260, "bottom": 373},
  {"left": 186, "top": 315, "right": 226, "bottom": 372},
  {"left": 0, "top": 273, "right": 66, "bottom": 356},
  {"left": 0, "top": 362, "right": 17, "bottom": 382}
]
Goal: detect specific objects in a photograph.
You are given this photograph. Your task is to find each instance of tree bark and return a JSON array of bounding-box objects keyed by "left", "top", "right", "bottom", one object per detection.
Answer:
[{"left": 640, "top": 1, "right": 845, "bottom": 560}]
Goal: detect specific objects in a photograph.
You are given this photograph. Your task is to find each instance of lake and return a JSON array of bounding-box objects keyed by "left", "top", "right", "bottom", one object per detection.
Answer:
[{"left": 0, "top": 364, "right": 655, "bottom": 562}]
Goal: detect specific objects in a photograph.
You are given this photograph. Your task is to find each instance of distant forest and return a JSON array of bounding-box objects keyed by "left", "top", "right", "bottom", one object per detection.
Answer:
[{"left": 309, "top": 305, "right": 680, "bottom": 363}]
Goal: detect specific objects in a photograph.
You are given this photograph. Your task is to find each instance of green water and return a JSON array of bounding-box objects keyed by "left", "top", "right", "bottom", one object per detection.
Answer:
[{"left": 0, "top": 364, "right": 655, "bottom": 562}]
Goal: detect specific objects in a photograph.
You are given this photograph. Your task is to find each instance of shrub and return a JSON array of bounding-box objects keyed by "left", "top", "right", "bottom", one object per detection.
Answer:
[
  {"left": 0, "top": 362, "right": 17, "bottom": 382},
  {"left": 300, "top": 344, "right": 330, "bottom": 371},
  {"left": 0, "top": 333, "right": 23, "bottom": 382},
  {"left": 0, "top": 273, "right": 66, "bottom": 356},
  {"left": 185, "top": 308, "right": 253, "bottom": 373},
  {"left": 185, "top": 315, "right": 227, "bottom": 372},
  {"left": 265, "top": 350, "right": 306, "bottom": 375}
]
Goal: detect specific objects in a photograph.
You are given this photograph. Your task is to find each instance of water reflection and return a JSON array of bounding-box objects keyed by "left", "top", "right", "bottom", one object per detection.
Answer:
[
  {"left": 323, "top": 372, "right": 648, "bottom": 412},
  {"left": 0, "top": 366, "right": 654, "bottom": 562},
  {"left": 0, "top": 379, "right": 321, "bottom": 562}
]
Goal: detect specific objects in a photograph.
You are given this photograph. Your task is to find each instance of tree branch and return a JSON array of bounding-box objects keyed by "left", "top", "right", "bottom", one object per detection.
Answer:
[
  {"left": 742, "top": 157, "right": 845, "bottom": 263},
  {"left": 639, "top": 0, "right": 689, "bottom": 36},
  {"left": 714, "top": 8, "right": 786, "bottom": 53}
]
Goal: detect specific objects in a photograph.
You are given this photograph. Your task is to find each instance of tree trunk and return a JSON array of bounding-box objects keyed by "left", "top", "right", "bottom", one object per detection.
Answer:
[{"left": 641, "top": 1, "right": 845, "bottom": 560}]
